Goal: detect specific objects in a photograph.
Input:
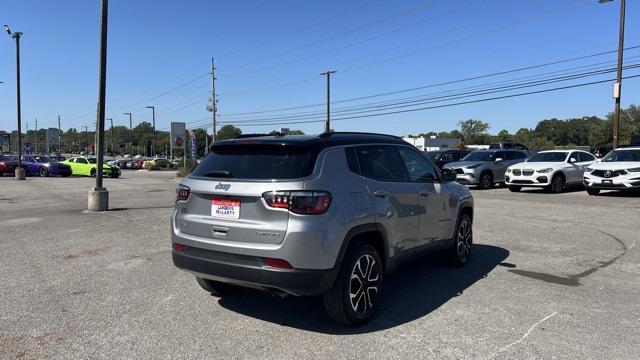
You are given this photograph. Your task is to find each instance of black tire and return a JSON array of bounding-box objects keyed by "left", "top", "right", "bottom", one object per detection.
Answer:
[
  {"left": 449, "top": 213, "right": 473, "bottom": 266},
  {"left": 195, "top": 277, "right": 237, "bottom": 297},
  {"left": 508, "top": 185, "right": 522, "bottom": 192},
  {"left": 586, "top": 187, "right": 600, "bottom": 196},
  {"left": 549, "top": 174, "right": 565, "bottom": 193},
  {"left": 323, "top": 243, "right": 383, "bottom": 326},
  {"left": 39, "top": 167, "right": 49, "bottom": 177},
  {"left": 478, "top": 172, "right": 493, "bottom": 189},
  {"left": 90, "top": 168, "right": 96, "bottom": 177}
]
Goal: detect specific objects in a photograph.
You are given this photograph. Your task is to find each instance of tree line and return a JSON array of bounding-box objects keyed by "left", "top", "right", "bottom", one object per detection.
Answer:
[
  {"left": 2, "top": 123, "right": 303, "bottom": 157},
  {"left": 410, "top": 104, "right": 640, "bottom": 150}
]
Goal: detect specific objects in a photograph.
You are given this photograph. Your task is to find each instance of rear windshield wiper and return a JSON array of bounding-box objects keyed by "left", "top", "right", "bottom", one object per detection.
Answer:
[{"left": 203, "top": 170, "right": 234, "bottom": 178}]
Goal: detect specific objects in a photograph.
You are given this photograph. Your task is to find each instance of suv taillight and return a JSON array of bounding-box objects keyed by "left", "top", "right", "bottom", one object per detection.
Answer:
[
  {"left": 176, "top": 186, "right": 190, "bottom": 201},
  {"left": 263, "top": 191, "right": 332, "bottom": 215}
]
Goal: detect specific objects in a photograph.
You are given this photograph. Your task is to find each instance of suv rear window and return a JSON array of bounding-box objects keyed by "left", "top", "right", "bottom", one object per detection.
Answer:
[{"left": 191, "top": 145, "right": 317, "bottom": 180}]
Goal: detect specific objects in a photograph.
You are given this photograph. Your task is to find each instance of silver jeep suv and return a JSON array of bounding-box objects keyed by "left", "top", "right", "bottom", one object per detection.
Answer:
[{"left": 171, "top": 132, "right": 474, "bottom": 325}]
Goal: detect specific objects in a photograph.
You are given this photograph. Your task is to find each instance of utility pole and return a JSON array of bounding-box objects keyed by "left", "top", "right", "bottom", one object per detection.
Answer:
[
  {"left": 57, "top": 115, "right": 62, "bottom": 157},
  {"left": 88, "top": 0, "right": 110, "bottom": 212},
  {"left": 124, "top": 112, "right": 132, "bottom": 155},
  {"left": 4, "top": 25, "right": 25, "bottom": 179},
  {"left": 210, "top": 57, "right": 217, "bottom": 143},
  {"left": 82, "top": 125, "right": 88, "bottom": 152},
  {"left": 610, "top": 0, "right": 626, "bottom": 149},
  {"left": 145, "top": 106, "right": 155, "bottom": 156},
  {"left": 106, "top": 118, "right": 114, "bottom": 159},
  {"left": 205, "top": 127, "right": 209, "bottom": 155},
  {"left": 320, "top": 70, "right": 336, "bottom": 133},
  {"left": 35, "top": 118, "right": 38, "bottom": 154}
]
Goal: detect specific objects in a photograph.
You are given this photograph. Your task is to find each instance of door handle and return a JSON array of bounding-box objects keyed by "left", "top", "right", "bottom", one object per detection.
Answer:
[
  {"left": 419, "top": 190, "right": 432, "bottom": 197},
  {"left": 373, "top": 190, "right": 389, "bottom": 198}
]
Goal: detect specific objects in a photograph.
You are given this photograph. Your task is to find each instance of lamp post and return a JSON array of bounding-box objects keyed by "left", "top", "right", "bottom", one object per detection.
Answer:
[
  {"left": 106, "top": 118, "right": 114, "bottom": 159},
  {"left": 124, "top": 112, "right": 132, "bottom": 155},
  {"left": 320, "top": 70, "right": 336, "bottom": 133},
  {"left": 4, "top": 25, "right": 25, "bottom": 180},
  {"left": 88, "top": 0, "right": 110, "bottom": 212},
  {"left": 599, "top": 0, "right": 626, "bottom": 149},
  {"left": 145, "top": 106, "right": 155, "bottom": 157}
]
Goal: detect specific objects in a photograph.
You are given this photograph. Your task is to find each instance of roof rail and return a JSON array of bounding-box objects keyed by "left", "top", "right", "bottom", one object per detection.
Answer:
[{"left": 318, "top": 131, "right": 402, "bottom": 139}]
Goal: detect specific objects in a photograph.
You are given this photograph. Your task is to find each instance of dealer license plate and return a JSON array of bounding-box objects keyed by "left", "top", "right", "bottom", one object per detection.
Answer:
[{"left": 211, "top": 198, "right": 240, "bottom": 219}]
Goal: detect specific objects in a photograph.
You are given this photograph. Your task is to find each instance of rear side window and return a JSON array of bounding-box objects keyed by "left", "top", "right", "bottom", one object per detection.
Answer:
[
  {"left": 396, "top": 146, "right": 438, "bottom": 182},
  {"left": 506, "top": 151, "right": 526, "bottom": 160},
  {"left": 440, "top": 152, "right": 453, "bottom": 162},
  {"left": 355, "top": 146, "right": 406, "bottom": 182},
  {"left": 192, "top": 145, "right": 317, "bottom": 180},
  {"left": 345, "top": 147, "right": 360, "bottom": 175},
  {"left": 579, "top": 152, "right": 596, "bottom": 162}
]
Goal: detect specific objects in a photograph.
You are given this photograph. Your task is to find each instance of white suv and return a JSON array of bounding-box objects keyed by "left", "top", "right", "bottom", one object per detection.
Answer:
[
  {"left": 583, "top": 147, "right": 640, "bottom": 195},
  {"left": 506, "top": 150, "right": 596, "bottom": 193}
]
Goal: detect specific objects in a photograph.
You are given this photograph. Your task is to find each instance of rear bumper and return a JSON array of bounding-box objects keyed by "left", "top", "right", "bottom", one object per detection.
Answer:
[{"left": 172, "top": 245, "right": 338, "bottom": 296}]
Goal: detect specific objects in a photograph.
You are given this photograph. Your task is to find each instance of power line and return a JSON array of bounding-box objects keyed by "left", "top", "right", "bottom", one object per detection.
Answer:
[
  {"left": 218, "top": 63, "right": 640, "bottom": 125},
  {"left": 216, "top": 45, "right": 640, "bottom": 119},
  {"left": 219, "top": 74, "right": 640, "bottom": 127}
]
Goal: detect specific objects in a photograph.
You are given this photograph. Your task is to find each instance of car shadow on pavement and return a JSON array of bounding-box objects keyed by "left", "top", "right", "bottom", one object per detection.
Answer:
[
  {"left": 217, "top": 244, "right": 509, "bottom": 334},
  {"left": 593, "top": 189, "right": 640, "bottom": 197}
]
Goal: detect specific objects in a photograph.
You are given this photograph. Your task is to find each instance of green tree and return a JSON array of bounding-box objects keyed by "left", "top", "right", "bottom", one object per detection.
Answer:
[
  {"left": 216, "top": 125, "right": 242, "bottom": 141},
  {"left": 497, "top": 129, "right": 511, "bottom": 142},
  {"left": 458, "top": 119, "right": 490, "bottom": 144}
]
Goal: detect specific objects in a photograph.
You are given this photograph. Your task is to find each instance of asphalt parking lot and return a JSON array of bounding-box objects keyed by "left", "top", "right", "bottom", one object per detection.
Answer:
[{"left": 1, "top": 172, "right": 638, "bottom": 359}]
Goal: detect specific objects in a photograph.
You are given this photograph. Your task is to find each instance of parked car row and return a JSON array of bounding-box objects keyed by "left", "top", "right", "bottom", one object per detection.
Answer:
[
  {"left": 0, "top": 155, "right": 120, "bottom": 178},
  {"left": 106, "top": 158, "right": 177, "bottom": 170},
  {"left": 443, "top": 147, "right": 640, "bottom": 195}
]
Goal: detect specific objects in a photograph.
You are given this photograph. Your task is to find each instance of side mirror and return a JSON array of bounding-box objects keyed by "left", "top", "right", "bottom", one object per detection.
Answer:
[
  {"left": 494, "top": 158, "right": 503, "bottom": 163},
  {"left": 569, "top": 157, "right": 577, "bottom": 163},
  {"left": 442, "top": 168, "right": 457, "bottom": 182}
]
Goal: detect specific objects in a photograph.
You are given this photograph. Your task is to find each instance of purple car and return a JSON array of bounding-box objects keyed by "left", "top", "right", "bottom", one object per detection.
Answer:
[{"left": 21, "top": 155, "right": 72, "bottom": 177}]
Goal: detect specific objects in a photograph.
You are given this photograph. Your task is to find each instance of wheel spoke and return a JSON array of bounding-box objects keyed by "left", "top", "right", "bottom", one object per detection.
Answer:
[{"left": 349, "top": 254, "right": 380, "bottom": 315}]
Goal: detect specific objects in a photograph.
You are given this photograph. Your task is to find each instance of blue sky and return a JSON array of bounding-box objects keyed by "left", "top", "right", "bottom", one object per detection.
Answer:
[{"left": 1, "top": 0, "right": 638, "bottom": 136}]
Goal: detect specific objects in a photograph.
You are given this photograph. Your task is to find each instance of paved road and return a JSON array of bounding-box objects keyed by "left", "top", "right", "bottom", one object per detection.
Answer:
[{"left": 1, "top": 173, "right": 638, "bottom": 359}]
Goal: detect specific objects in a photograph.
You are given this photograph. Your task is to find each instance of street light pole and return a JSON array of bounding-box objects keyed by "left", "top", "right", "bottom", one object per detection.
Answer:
[
  {"left": 600, "top": 0, "right": 626, "bottom": 149},
  {"left": 88, "top": 0, "right": 110, "bottom": 212},
  {"left": 124, "top": 112, "right": 132, "bottom": 155},
  {"left": 320, "top": 70, "right": 336, "bottom": 133},
  {"left": 4, "top": 25, "right": 25, "bottom": 180},
  {"left": 57, "top": 115, "right": 62, "bottom": 158},
  {"left": 107, "top": 118, "right": 114, "bottom": 159},
  {"left": 210, "top": 58, "right": 217, "bottom": 143},
  {"left": 145, "top": 105, "right": 155, "bottom": 157},
  {"left": 82, "top": 125, "right": 88, "bottom": 152}
]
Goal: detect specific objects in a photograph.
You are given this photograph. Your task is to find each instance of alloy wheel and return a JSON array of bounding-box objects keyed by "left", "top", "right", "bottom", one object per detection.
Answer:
[
  {"left": 552, "top": 176, "right": 564, "bottom": 193},
  {"left": 349, "top": 254, "right": 380, "bottom": 316},
  {"left": 457, "top": 218, "right": 472, "bottom": 262},
  {"left": 480, "top": 174, "right": 492, "bottom": 189}
]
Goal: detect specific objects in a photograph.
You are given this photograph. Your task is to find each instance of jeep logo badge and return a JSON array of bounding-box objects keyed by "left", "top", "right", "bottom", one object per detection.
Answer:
[{"left": 215, "top": 183, "right": 231, "bottom": 191}]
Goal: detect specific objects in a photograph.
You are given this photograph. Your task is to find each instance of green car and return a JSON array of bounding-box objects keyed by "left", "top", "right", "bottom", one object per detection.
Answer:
[{"left": 60, "top": 156, "right": 120, "bottom": 178}]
